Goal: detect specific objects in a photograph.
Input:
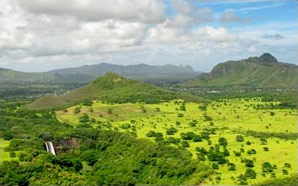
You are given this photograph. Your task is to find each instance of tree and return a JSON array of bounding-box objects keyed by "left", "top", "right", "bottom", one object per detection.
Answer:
[
  {"left": 243, "top": 159, "right": 254, "bottom": 168},
  {"left": 81, "top": 150, "right": 99, "bottom": 166},
  {"left": 9, "top": 151, "right": 16, "bottom": 158},
  {"left": 180, "top": 132, "right": 195, "bottom": 140},
  {"left": 181, "top": 141, "right": 190, "bottom": 148},
  {"left": 284, "top": 163, "right": 291, "bottom": 168},
  {"left": 180, "top": 104, "right": 186, "bottom": 111},
  {"left": 74, "top": 107, "right": 81, "bottom": 114},
  {"left": 3, "top": 131, "right": 13, "bottom": 140},
  {"left": 53, "top": 154, "right": 83, "bottom": 172},
  {"left": 237, "top": 174, "right": 248, "bottom": 185},
  {"left": 166, "top": 127, "right": 178, "bottom": 135},
  {"left": 107, "top": 108, "right": 113, "bottom": 114},
  {"left": 177, "top": 113, "right": 184, "bottom": 118},
  {"left": 140, "top": 105, "right": 147, "bottom": 113},
  {"left": 79, "top": 114, "right": 90, "bottom": 123},
  {"left": 192, "top": 135, "right": 202, "bottom": 142},
  {"left": 228, "top": 163, "right": 236, "bottom": 171},
  {"left": 82, "top": 99, "right": 93, "bottom": 106},
  {"left": 262, "top": 162, "right": 273, "bottom": 173},
  {"left": 245, "top": 168, "right": 256, "bottom": 179},
  {"left": 198, "top": 105, "right": 207, "bottom": 111},
  {"left": 218, "top": 137, "right": 228, "bottom": 146},
  {"left": 212, "top": 163, "right": 219, "bottom": 170},
  {"left": 236, "top": 135, "right": 244, "bottom": 142},
  {"left": 247, "top": 149, "right": 257, "bottom": 155}
]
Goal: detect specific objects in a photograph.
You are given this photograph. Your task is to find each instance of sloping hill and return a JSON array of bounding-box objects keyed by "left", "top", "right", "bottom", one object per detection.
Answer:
[
  {"left": 26, "top": 73, "right": 202, "bottom": 110},
  {"left": 181, "top": 53, "right": 298, "bottom": 88}
]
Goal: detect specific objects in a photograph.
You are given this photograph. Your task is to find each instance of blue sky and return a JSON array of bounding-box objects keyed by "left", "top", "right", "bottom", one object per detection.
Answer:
[{"left": 0, "top": 0, "right": 297, "bottom": 72}]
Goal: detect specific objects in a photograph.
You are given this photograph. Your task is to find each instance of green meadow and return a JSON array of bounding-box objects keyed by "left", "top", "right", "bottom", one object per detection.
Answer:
[
  {"left": 0, "top": 138, "right": 22, "bottom": 163},
  {"left": 57, "top": 98, "right": 297, "bottom": 185}
]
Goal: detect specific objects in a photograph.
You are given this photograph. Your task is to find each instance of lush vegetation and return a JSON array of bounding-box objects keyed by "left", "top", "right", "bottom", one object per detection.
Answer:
[
  {"left": 26, "top": 73, "right": 203, "bottom": 110},
  {"left": 0, "top": 99, "right": 211, "bottom": 185},
  {"left": 56, "top": 96, "right": 297, "bottom": 185},
  {"left": 1, "top": 71, "right": 297, "bottom": 185},
  {"left": 181, "top": 53, "right": 298, "bottom": 88}
]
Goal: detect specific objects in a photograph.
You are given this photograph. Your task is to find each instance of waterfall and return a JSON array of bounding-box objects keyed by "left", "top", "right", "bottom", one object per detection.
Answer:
[{"left": 45, "top": 142, "right": 56, "bottom": 156}]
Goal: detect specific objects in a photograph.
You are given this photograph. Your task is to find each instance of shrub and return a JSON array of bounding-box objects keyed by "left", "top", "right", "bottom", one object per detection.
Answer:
[
  {"left": 243, "top": 159, "right": 254, "bottom": 168},
  {"left": 247, "top": 149, "right": 257, "bottom": 155},
  {"left": 166, "top": 127, "right": 178, "bottom": 135},
  {"left": 74, "top": 107, "right": 81, "bottom": 114},
  {"left": 9, "top": 151, "right": 16, "bottom": 158},
  {"left": 177, "top": 113, "right": 184, "bottom": 118},
  {"left": 181, "top": 141, "right": 190, "bottom": 148},
  {"left": 263, "top": 147, "right": 269, "bottom": 151},
  {"left": 218, "top": 137, "right": 228, "bottom": 146},
  {"left": 3, "top": 132, "right": 13, "bottom": 140},
  {"left": 245, "top": 168, "right": 256, "bottom": 179},
  {"left": 79, "top": 114, "right": 90, "bottom": 123},
  {"left": 228, "top": 163, "right": 236, "bottom": 171},
  {"left": 212, "top": 163, "right": 219, "bottom": 170},
  {"left": 107, "top": 108, "right": 113, "bottom": 114},
  {"left": 236, "top": 135, "right": 244, "bottom": 142},
  {"left": 167, "top": 137, "right": 180, "bottom": 144},
  {"left": 180, "top": 132, "right": 196, "bottom": 140}
]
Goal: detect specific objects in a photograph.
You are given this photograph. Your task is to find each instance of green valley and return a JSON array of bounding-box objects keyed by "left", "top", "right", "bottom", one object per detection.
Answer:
[{"left": 56, "top": 98, "right": 298, "bottom": 185}]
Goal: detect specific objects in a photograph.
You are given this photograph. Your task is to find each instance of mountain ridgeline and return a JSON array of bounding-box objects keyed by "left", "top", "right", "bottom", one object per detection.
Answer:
[
  {"left": 26, "top": 73, "right": 201, "bottom": 110},
  {"left": 49, "top": 63, "right": 199, "bottom": 84},
  {"left": 0, "top": 63, "right": 199, "bottom": 85},
  {"left": 0, "top": 63, "right": 200, "bottom": 97},
  {"left": 181, "top": 53, "right": 298, "bottom": 88}
]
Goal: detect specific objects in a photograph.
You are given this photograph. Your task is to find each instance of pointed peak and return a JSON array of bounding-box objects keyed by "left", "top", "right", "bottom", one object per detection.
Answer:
[{"left": 259, "top": 53, "right": 278, "bottom": 64}]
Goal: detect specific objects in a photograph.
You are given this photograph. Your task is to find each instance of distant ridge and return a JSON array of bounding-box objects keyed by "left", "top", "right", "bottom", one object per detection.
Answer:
[
  {"left": 26, "top": 73, "right": 203, "bottom": 110},
  {"left": 181, "top": 53, "right": 298, "bottom": 88},
  {"left": 0, "top": 63, "right": 200, "bottom": 87},
  {"left": 48, "top": 63, "right": 200, "bottom": 83}
]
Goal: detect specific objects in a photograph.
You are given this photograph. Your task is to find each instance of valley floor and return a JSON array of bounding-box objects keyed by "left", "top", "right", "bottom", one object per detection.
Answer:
[{"left": 57, "top": 98, "right": 298, "bottom": 185}]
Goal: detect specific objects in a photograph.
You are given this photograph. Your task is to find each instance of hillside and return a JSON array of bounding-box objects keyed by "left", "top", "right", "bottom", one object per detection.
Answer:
[
  {"left": 181, "top": 53, "right": 298, "bottom": 88},
  {"left": 0, "top": 68, "right": 92, "bottom": 84},
  {"left": 26, "top": 73, "right": 202, "bottom": 110}
]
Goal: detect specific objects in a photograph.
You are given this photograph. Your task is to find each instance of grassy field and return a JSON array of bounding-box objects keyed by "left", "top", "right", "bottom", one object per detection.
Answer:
[
  {"left": 0, "top": 138, "right": 20, "bottom": 163},
  {"left": 57, "top": 98, "right": 297, "bottom": 185}
]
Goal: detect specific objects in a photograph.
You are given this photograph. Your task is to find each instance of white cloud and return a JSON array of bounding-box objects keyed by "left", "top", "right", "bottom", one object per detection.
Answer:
[
  {"left": 18, "top": 0, "right": 165, "bottom": 23},
  {"left": 0, "top": 0, "right": 33, "bottom": 49},
  {"left": 171, "top": 0, "right": 192, "bottom": 15},
  {"left": 0, "top": 0, "right": 296, "bottom": 72}
]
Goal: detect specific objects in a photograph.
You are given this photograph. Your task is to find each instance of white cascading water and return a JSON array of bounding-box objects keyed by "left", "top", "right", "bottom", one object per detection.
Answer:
[
  {"left": 45, "top": 142, "right": 49, "bottom": 152},
  {"left": 45, "top": 142, "right": 56, "bottom": 156}
]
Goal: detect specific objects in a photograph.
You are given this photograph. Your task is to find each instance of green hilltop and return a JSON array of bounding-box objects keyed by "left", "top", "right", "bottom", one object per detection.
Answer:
[
  {"left": 181, "top": 53, "right": 298, "bottom": 88},
  {"left": 26, "top": 73, "right": 202, "bottom": 110}
]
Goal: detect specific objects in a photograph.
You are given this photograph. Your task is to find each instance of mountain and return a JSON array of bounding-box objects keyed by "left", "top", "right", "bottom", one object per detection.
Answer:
[
  {"left": 0, "top": 68, "right": 94, "bottom": 84},
  {"left": 48, "top": 63, "right": 200, "bottom": 84},
  {"left": 0, "top": 63, "right": 199, "bottom": 84},
  {"left": 0, "top": 63, "right": 200, "bottom": 97},
  {"left": 26, "top": 73, "right": 202, "bottom": 110},
  {"left": 181, "top": 53, "right": 298, "bottom": 88}
]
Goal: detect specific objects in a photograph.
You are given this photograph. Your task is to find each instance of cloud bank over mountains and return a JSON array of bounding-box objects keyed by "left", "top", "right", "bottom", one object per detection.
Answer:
[{"left": 0, "top": 0, "right": 297, "bottom": 72}]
